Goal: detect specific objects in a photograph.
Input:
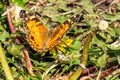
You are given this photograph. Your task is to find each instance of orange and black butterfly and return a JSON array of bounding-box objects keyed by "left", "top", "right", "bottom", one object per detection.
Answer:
[{"left": 20, "top": 10, "right": 79, "bottom": 52}]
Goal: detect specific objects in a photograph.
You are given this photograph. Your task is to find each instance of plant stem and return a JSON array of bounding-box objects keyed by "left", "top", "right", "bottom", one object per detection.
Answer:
[
  {"left": 69, "top": 32, "right": 94, "bottom": 80},
  {"left": 0, "top": 43, "right": 14, "bottom": 80},
  {"left": 96, "top": 67, "right": 102, "bottom": 80}
]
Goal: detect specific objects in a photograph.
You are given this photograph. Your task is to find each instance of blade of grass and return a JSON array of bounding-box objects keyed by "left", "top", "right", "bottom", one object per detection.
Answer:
[
  {"left": 69, "top": 32, "right": 94, "bottom": 80},
  {"left": 0, "top": 43, "right": 14, "bottom": 80}
]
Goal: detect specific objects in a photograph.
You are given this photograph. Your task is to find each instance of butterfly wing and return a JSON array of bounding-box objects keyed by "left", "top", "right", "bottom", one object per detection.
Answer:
[
  {"left": 26, "top": 19, "right": 49, "bottom": 52},
  {"left": 46, "top": 14, "right": 80, "bottom": 50},
  {"left": 46, "top": 19, "right": 72, "bottom": 50},
  {"left": 20, "top": 10, "right": 49, "bottom": 52}
]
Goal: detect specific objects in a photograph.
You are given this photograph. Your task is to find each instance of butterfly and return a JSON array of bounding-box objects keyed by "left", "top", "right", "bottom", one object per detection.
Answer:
[{"left": 20, "top": 10, "right": 79, "bottom": 52}]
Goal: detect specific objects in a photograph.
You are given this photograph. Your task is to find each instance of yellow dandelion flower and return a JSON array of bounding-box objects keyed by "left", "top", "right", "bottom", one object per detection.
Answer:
[{"left": 49, "top": 37, "right": 73, "bottom": 55}]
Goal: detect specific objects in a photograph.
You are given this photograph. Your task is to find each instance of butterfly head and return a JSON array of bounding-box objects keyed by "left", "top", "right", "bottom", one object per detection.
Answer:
[
  {"left": 20, "top": 10, "right": 36, "bottom": 21},
  {"left": 20, "top": 10, "right": 28, "bottom": 18}
]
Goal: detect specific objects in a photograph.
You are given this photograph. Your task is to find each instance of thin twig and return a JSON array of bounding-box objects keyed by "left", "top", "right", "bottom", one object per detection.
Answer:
[
  {"left": 22, "top": 48, "right": 35, "bottom": 76},
  {"left": 80, "top": 65, "right": 120, "bottom": 80},
  {"left": 94, "top": 0, "right": 107, "bottom": 8},
  {"left": 57, "top": 9, "right": 76, "bottom": 16},
  {"left": 45, "top": 9, "right": 76, "bottom": 18},
  {"left": 6, "top": 6, "right": 16, "bottom": 33},
  {"left": 42, "top": 62, "right": 58, "bottom": 80}
]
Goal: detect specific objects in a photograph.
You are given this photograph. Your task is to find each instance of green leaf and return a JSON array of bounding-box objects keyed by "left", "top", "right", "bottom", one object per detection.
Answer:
[
  {"left": 92, "top": 35, "right": 107, "bottom": 51},
  {"left": 52, "top": 16, "right": 66, "bottom": 23},
  {"left": 106, "top": 34, "right": 113, "bottom": 43},
  {"left": 7, "top": 43, "right": 23, "bottom": 57},
  {"left": 0, "top": 24, "right": 5, "bottom": 31},
  {"left": 97, "top": 54, "right": 108, "bottom": 68},
  {"left": 58, "top": 2, "right": 71, "bottom": 12},
  {"left": 0, "top": 3, "right": 3, "bottom": 9},
  {"left": 81, "top": 0, "right": 94, "bottom": 14},
  {"left": 0, "top": 31, "right": 9, "bottom": 42},
  {"left": 42, "top": 7, "right": 59, "bottom": 18},
  {"left": 113, "top": 52, "right": 120, "bottom": 65},
  {"left": 48, "top": 0, "right": 55, "bottom": 3},
  {"left": 117, "top": 4, "right": 120, "bottom": 11},
  {"left": 85, "top": 20, "right": 97, "bottom": 27},
  {"left": 102, "top": 12, "right": 120, "bottom": 22},
  {"left": 114, "top": 28, "right": 120, "bottom": 35},
  {"left": 117, "top": 56, "right": 120, "bottom": 64},
  {"left": 30, "top": 76, "right": 42, "bottom": 80},
  {"left": 71, "top": 37, "right": 82, "bottom": 53},
  {"left": 12, "top": 0, "right": 27, "bottom": 7},
  {"left": 107, "top": 28, "right": 116, "bottom": 37}
]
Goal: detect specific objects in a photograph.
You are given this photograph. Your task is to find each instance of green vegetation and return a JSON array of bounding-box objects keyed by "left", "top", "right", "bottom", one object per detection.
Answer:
[{"left": 0, "top": 0, "right": 120, "bottom": 80}]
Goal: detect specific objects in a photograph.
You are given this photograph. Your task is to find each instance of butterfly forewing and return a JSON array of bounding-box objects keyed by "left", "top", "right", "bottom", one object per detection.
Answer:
[{"left": 46, "top": 19, "right": 72, "bottom": 49}]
